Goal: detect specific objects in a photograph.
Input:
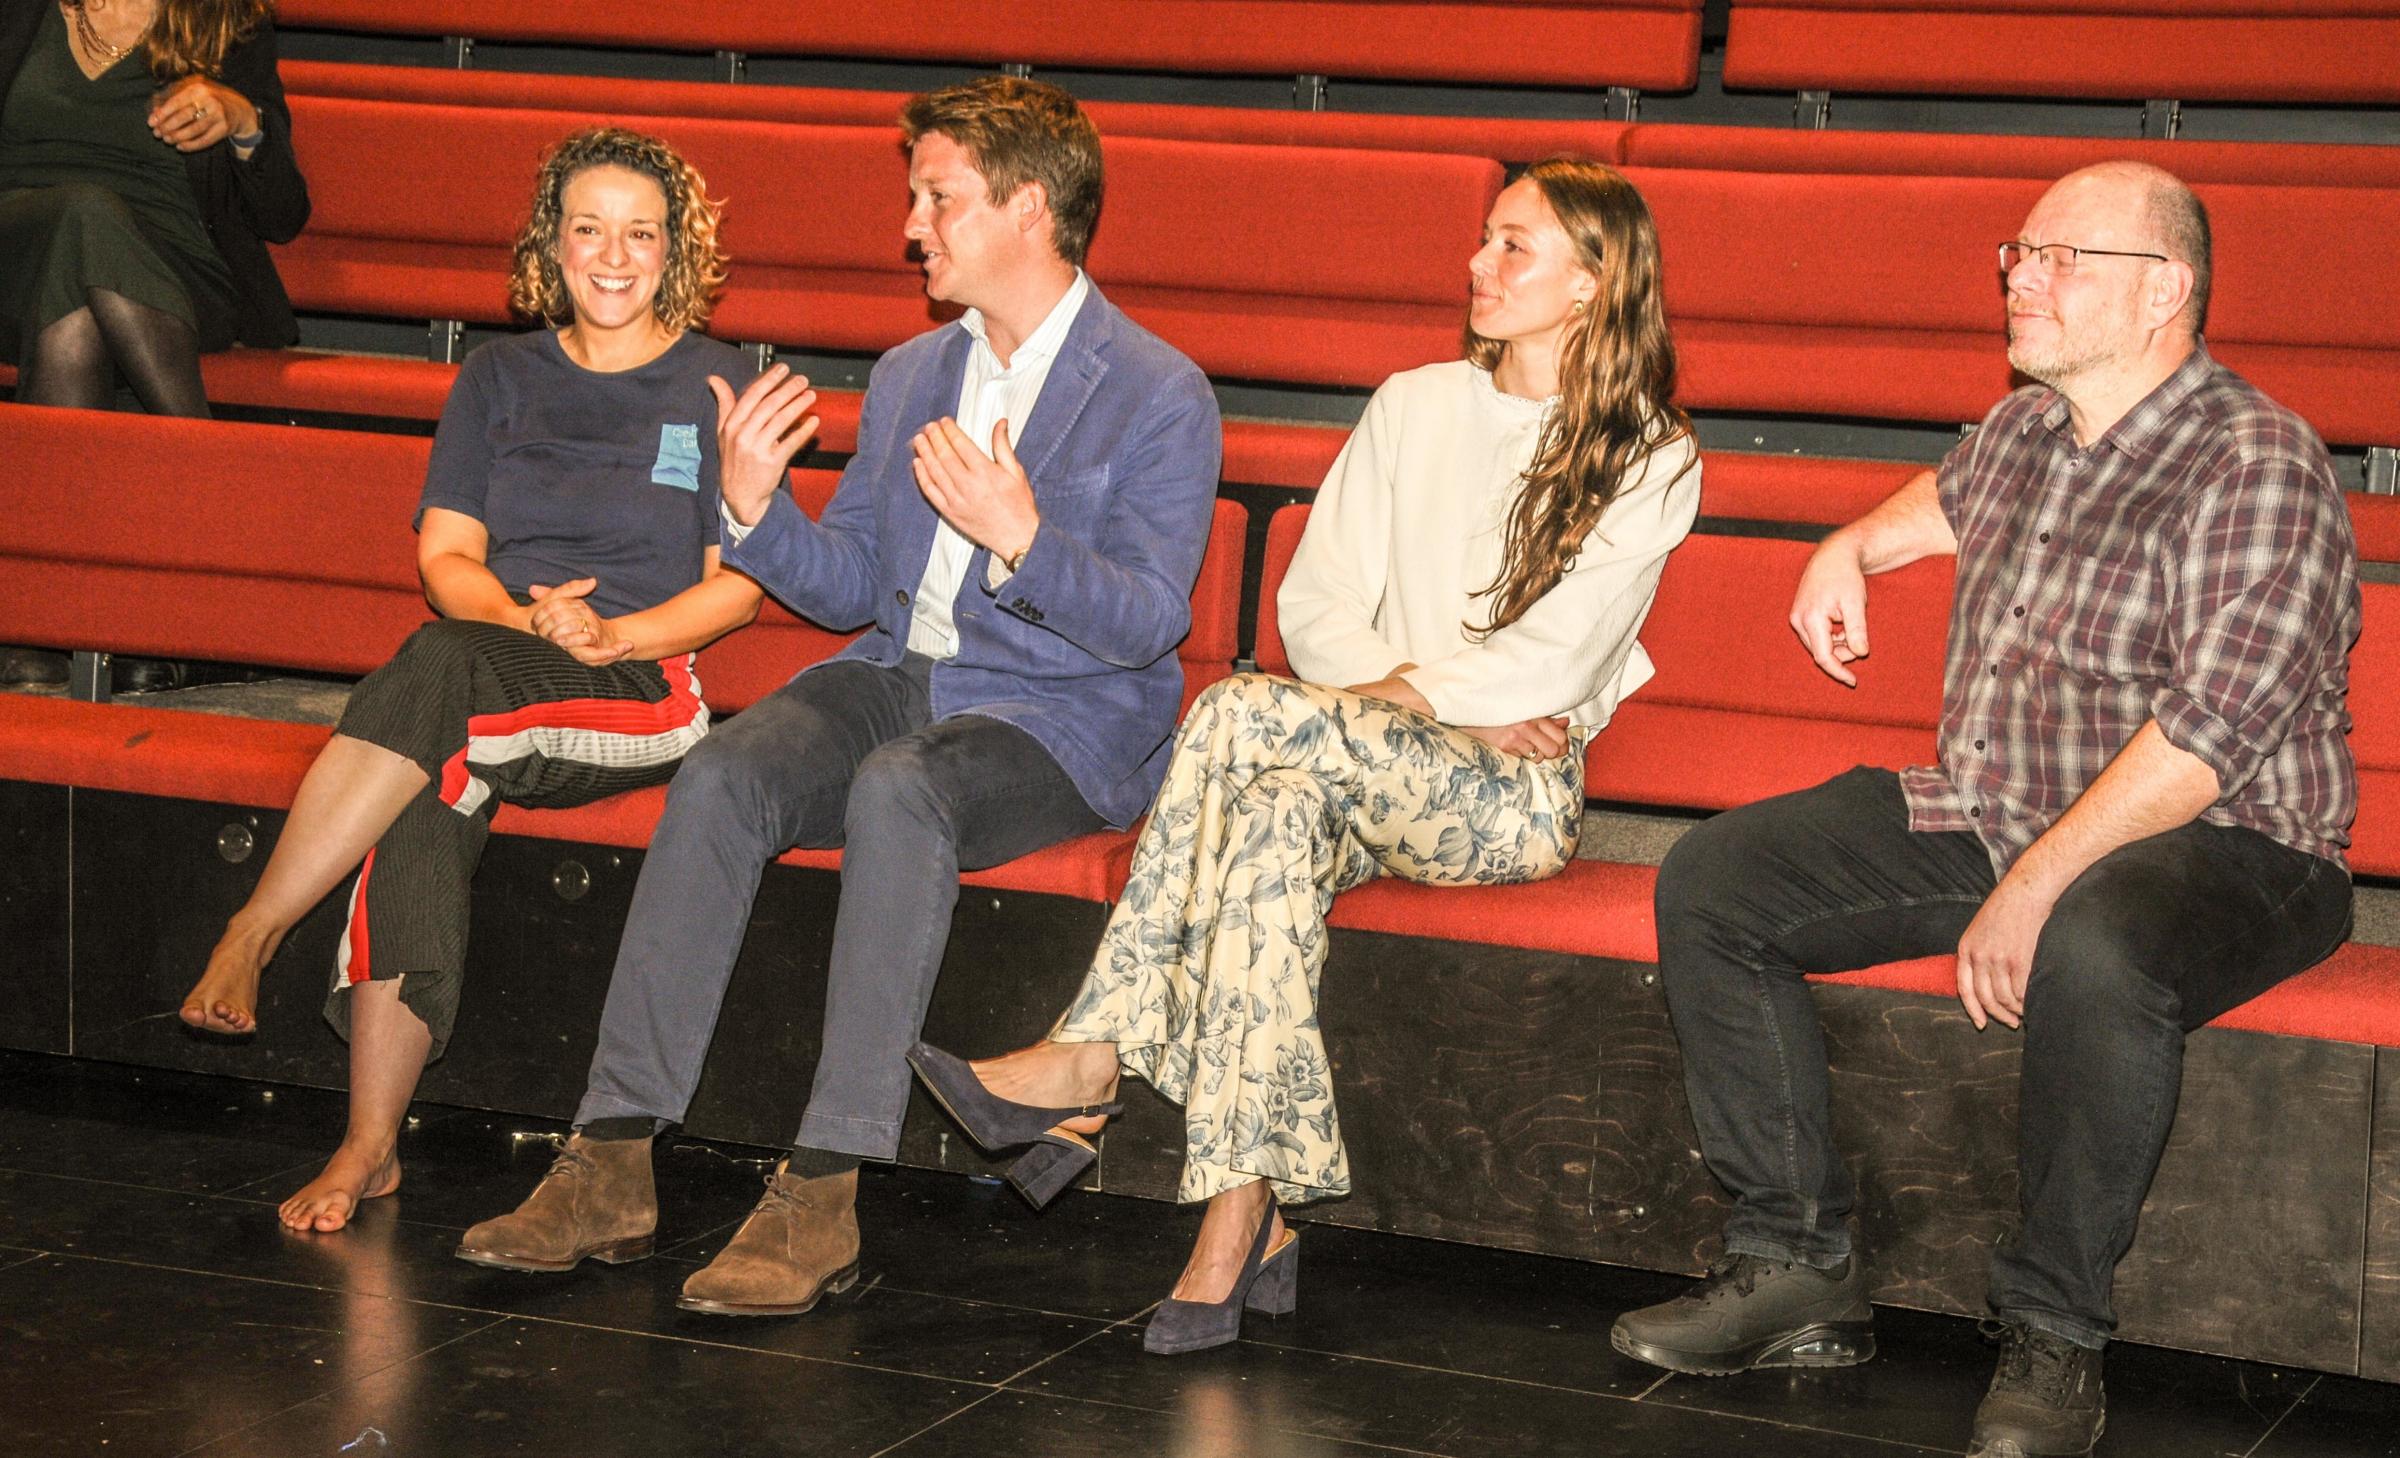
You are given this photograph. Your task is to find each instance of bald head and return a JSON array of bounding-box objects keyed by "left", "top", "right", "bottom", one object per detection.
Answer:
[{"left": 2045, "top": 161, "right": 2212, "bottom": 334}]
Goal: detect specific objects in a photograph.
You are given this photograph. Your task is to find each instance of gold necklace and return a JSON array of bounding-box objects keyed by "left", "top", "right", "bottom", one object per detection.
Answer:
[{"left": 69, "top": 1, "right": 148, "bottom": 66}]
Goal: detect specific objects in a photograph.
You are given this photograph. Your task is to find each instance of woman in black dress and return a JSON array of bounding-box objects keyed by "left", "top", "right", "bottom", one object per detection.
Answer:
[
  {"left": 0, "top": 0, "right": 307, "bottom": 414},
  {"left": 0, "top": 0, "right": 308, "bottom": 683}
]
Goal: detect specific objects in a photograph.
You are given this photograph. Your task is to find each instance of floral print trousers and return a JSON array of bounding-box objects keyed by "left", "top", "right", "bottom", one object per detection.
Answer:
[{"left": 1054, "top": 673, "right": 1585, "bottom": 1206}]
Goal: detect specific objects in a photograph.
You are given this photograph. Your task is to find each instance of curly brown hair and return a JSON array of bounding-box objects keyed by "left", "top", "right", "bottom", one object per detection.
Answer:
[
  {"left": 1464, "top": 158, "right": 1694, "bottom": 638},
  {"left": 509, "top": 127, "right": 728, "bottom": 334}
]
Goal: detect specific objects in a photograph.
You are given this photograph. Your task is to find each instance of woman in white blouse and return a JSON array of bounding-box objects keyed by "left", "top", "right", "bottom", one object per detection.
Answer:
[{"left": 909, "top": 157, "right": 1700, "bottom": 1353}]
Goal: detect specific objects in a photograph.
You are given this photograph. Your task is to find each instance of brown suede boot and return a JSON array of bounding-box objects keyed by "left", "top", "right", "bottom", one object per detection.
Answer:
[
  {"left": 454, "top": 1134, "right": 657, "bottom": 1272},
  {"left": 677, "top": 1163, "right": 860, "bottom": 1317}
]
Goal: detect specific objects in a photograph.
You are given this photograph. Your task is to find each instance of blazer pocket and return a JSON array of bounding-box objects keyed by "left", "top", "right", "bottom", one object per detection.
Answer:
[{"left": 1034, "top": 464, "right": 1114, "bottom": 536}]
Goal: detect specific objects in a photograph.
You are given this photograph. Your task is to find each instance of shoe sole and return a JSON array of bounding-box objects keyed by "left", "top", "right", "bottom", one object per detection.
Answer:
[
  {"left": 1609, "top": 1319, "right": 1876, "bottom": 1377},
  {"left": 453, "top": 1235, "right": 655, "bottom": 1273},
  {"left": 1964, "top": 1411, "right": 2106, "bottom": 1458},
  {"left": 675, "top": 1262, "right": 861, "bottom": 1318}
]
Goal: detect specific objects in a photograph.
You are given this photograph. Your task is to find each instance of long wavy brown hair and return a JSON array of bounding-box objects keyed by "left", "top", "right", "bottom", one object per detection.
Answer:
[
  {"left": 509, "top": 127, "right": 729, "bottom": 335},
  {"left": 1464, "top": 158, "right": 1693, "bottom": 637},
  {"left": 113, "top": 0, "right": 271, "bottom": 81}
]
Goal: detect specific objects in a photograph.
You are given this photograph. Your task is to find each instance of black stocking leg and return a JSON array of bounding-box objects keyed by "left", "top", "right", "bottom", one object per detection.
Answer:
[
  {"left": 18, "top": 306, "right": 113, "bottom": 410},
  {"left": 85, "top": 287, "right": 210, "bottom": 418}
]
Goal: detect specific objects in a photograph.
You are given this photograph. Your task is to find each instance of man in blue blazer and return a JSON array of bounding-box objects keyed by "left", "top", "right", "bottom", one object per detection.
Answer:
[{"left": 460, "top": 78, "right": 1222, "bottom": 1312}]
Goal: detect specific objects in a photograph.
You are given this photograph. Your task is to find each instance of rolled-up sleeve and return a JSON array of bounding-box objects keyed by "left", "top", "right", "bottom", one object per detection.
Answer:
[
  {"left": 1402, "top": 435, "right": 1700, "bottom": 725},
  {"left": 2152, "top": 453, "right": 2356, "bottom": 797}
]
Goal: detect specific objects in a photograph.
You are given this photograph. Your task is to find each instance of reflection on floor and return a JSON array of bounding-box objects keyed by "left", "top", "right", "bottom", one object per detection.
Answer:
[{"left": 1, "top": 1049, "right": 2392, "bottom": 1458}]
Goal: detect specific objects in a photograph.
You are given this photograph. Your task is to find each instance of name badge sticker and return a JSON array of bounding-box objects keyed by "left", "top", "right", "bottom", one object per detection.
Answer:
[{"left": 653, "top": 423, "right": 701, "bottom": 490}]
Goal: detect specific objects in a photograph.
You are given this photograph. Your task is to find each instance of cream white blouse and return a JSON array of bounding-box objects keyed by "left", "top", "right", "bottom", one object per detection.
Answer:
[{"left": 1278, "top": 359, "right": 1701, "bottom": 730}]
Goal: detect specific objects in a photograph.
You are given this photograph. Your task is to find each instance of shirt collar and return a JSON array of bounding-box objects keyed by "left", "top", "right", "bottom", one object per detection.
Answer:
[
  {"left": 959, "top": 269, "right": 1090, "bottom": 374},
  {"left": 2032, "top": 339, "right": 2218, "bottom": 462}
]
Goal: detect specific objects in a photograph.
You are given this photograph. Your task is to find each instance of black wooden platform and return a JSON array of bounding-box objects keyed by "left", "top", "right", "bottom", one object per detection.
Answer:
[{"left": 7, "top": 778, "right": 2399, "bottom": 1383}]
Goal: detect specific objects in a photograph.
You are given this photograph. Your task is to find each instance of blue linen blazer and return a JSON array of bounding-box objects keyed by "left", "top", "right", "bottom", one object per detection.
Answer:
[{"left": 722, "top": 284, "right": 1223, "bottom": 828}]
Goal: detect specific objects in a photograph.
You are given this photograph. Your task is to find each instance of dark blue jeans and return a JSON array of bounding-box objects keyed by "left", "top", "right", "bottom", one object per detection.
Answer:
[
  {"left": 1655, "top": 767, "right": 2351, "bottom": 1348},
  {"left": 577, "top": 655, "right": 1103, "bottom": 1161}
]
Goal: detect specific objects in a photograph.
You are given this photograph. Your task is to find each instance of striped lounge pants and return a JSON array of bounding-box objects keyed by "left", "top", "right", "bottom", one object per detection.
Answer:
[{"left": 322, "top": 619, "right": 709, "bottom": 1057}]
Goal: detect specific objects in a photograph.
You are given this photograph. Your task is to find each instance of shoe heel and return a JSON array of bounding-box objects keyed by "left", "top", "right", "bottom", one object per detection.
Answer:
[
  {"left": 589, "top": 1235, "right": 655, "bottom": 1265},
  {"left": 1764, "top": 1322, "right": 1875, "bottom": 1368},
  {"left": 1244, "top": 1239, "right": 1298, "bottom": 1317},
  {"left": 1004, "top": 1135, "right": 1095, "bottom": 1208}
]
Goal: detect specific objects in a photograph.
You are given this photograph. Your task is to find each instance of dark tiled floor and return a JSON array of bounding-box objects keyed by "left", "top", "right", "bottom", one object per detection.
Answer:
[{"left": 1, "top": 1051, "right": 2388, "bottom": 1458}]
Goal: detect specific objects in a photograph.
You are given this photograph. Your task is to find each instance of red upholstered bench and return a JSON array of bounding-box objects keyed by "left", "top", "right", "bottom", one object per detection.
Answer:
[
  {"left": 1252, "top": 500, "right": 2400, "bottom": 1050},
  {"left": 1621, "top": 121, "right": 2400, "bottom": 189},
  {"left": 277, "top": 1, "right": 1704, "bottom": 92},
  {"left": 281, "top": 61, "right": 1635, "bottom": 166},
  {"left": 1723, "top": 0, "right": 2400, "bottom": 106},
  {"left": 269, "top": 95, "right": 1499, "bottom": 391},
  {"left": 1623, "top": 164, "right": 2400, "bottom": 447},
  {"left": 0, "top": 405, "right": 1247, "bottom": 905},
  {"left": 1687, "top": 453, "right": 2400, "bottom": 561}
]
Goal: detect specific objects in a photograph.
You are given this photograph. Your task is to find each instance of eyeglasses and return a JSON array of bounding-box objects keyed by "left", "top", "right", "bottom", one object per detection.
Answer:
[{"left": 1998, "top": 242, "right": 2170, "bottom": 275}]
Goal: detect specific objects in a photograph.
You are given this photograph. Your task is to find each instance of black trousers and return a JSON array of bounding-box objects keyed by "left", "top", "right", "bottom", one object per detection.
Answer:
[
  {"left": 1654, "top": 766, "right": 2351, "bottom": 1347},
  {"left": 327, "top": 619, "right": 705, "bottom": 1058}
]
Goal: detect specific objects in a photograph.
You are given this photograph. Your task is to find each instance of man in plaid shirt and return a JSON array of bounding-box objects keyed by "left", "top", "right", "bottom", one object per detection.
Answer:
[{"left": 1613, "top": 162, "right": 2358, "bottom": 1458}]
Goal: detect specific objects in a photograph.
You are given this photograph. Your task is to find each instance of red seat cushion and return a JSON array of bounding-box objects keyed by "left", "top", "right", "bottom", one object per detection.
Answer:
[
  {"left": 283, "top": 59, "right": 1635, "bottom": 165},
  {"left": 278, "top": 2, "right": 1705, "bottom": 91},
  {"left": 1818, "top": 942, "right": 2400, "bottom": 1048},
  {"left": 1318, "top": 853, "right": 2400, "bottom": 1047},
  {"left": 1723, "top": 2, "right": 2400, "bottom": 105},
  {"left": 1623, "top": 122, "right": 2400, "bottom": 189}
]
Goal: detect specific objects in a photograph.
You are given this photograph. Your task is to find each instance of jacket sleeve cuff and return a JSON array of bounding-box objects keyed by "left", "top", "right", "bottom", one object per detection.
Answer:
[{"left": 722, "top": 492, "right": 803, "bottom": 577}]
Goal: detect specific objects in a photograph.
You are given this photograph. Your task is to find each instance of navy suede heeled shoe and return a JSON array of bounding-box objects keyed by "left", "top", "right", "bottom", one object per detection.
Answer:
[
  {"left": 905, "top": 1042, "right": 1123, "bottom": 1208},
  {"left": 1142, "top": 1202, "right": 1300, "bottom": 1355}
]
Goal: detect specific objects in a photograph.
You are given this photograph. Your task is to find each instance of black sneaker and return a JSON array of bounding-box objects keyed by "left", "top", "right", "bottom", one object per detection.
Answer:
[
  {"left": 1967, "top": 1323, "right": 2105, "bottom": 1457},
  {"left": 1609, "top": 1252, "right": 1875, "bottom": 1376}
]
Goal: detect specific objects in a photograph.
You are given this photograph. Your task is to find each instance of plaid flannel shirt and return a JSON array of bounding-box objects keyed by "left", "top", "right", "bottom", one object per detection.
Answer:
[{"left": 1901, "top": 344, "right": 2360, "bottom": 874}]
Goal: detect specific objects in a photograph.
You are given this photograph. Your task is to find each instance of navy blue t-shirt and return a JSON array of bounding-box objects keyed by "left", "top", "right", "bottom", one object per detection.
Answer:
[{"left": 417, "top": 330, "right": 752, "bottom": 620}]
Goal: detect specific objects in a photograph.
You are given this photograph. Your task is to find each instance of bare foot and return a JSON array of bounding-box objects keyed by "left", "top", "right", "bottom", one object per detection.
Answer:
[
  {"left": 971, "top": 1039, "right": 1121, "bottom": 1137},
  {"left": 181, "top": 922, "right": 277, "bottom": 1035},
  {"left": 1171, "top": 1179, "right": 1284, "bottom": 1304},
  {"left": 279, "top": 1145, "right": 401, "bottom": 1232}
]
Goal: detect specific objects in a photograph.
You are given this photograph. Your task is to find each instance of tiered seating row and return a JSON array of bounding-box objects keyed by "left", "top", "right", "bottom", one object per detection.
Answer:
[
  {"left": 1724, "top": 1, "right": 2400, "bottom": 105},
  {"left": 17, "top": 92, "right": 2375, "bottom": 497},
  {"left": 276, "top": 0, "right": 2400, "bottom": 107},
  {"left": 281, "top": 59, "right": 2400, "bottom": 185},
  {"left": 276, "top": 0, "right": 1706, "bottom": 92}
]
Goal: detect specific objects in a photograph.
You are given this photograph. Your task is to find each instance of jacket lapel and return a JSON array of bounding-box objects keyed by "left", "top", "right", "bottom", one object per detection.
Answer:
[{"left": 1012, "top": 288, "right": 1116, "bottom": 484}]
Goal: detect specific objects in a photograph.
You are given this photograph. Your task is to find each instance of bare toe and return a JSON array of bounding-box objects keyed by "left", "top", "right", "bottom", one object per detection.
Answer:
[{"left": 278, "top": 1152, "right": 399, "bottom": 1235}]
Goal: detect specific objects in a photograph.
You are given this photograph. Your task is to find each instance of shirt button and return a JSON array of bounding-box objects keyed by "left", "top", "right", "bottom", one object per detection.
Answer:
[
  {"left": 895, "top": 590, "right": 909, "bottom": 606},
  {"left": 2039, "top": 532, "right": 2052, "bottom": 544},
  {"left": 1989, "top": 664, "right": 2000, "bottom": 676},
  {"left": 1969, "top": 805, "right": 1982, "bottom": 818},
  {"left": 1974, "top": 739, "right": 1986, "bottom": 751},
  {"left": 2012, "top": 605, "right": 2026, "bottom": 618}
]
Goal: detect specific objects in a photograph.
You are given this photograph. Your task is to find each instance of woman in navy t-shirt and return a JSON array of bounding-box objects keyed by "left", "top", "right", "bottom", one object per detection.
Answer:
[{"left": 177, "top": 128, "right": 800, "bottom": 1234}]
